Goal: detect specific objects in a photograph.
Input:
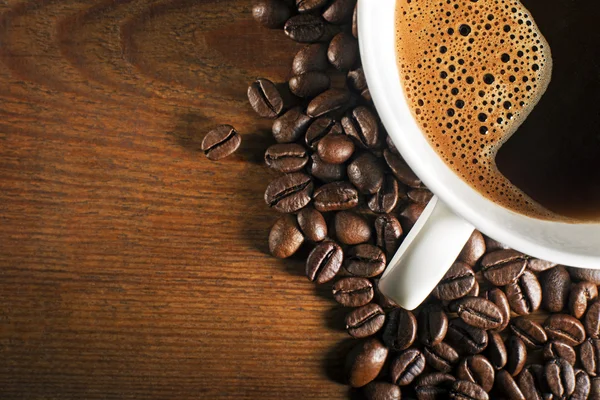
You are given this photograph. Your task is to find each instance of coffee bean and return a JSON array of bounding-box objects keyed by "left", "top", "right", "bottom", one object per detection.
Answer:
[
  {"left": 449, "top": 380, "right": 488, "bottom": 400},
  {"left": 306, "top": 241, "right": 343, "bottom": 283},
  {"left": 572, "top": 369, "right": 591, "bottom": 400},
  {"left": 346, "top": 303, "right": 386, "bottom": 339},
  {"left": 383, "top": 149, "right": 422, "bottom": 188},
  {"left": 432, "top": 262, "right": 476, "bottom": 301},
  {"left": 347, "top": 152, "right": 385, "bottom": 194},
  {"left": 486, "top": 331, "right": 507, "bottom": 370},
  {"left": 284, "top": 14, "right": 334, "bottom": 43},
  {"left": 457, "top": 231, "right": 486, "bottom": 267},
  {"left": 567, "top": 267, "right": 600, "bottom": 285},
  {"left": 382, "top": 308, "right": 417, "bottom": 351},
  {"left": 297, "top": 207, "right": 327, "bottom": 242},
  {"left": 313, "top": 181, "right": 359, "bottom": 211},
  {"left": 517, "top": 365, "right": 545, "bottom": 400},
  {"left": 407, "top": 188, "right": 434, "bottom": 204},
  {"left": 268, "top": 214, "right": 305, "bottom": 258},
  {"left": 504, "top": 270, "right": 542, "bottom": 315},
  {"left": 543, "top": 341, "right": 576, "bottom": 366},
  {"left": 305, "top": 117, "right": 343, "bottom": 150},
  {"left": 399, "top": 203, "right": 426, "bottom": 232},
  {"left": 545, "top": 357, "right": 576, "bottom": 398},
  {"left": 483, "top": 288, "right": 511, "bottom": 332},
  {"left": 343, "top": 106, "right": 380, "bottom": 149},
  {"left": 264, "top": 143, "right": 308, "bottom": 172},
  {"left": 292, "top": 43, "right": 329, "bottom": 75},
  {"left": 248, "top": 78, "right": 284, "bottom": 119},
  {"left": 483, "top": 236, "right": 511, "bottom": 252},
  {"left": 467, "top": 280, "right": 480, "bottom": 298},
  {"left": 495, "top": 369, "right": 525, "bottom": 400},
  {"left": 352, "top": 2, "right": 358, "bottom": 38},
  {"left": 373, "top": 278, "right": 400, "bottom": 309},
  {"left": 569, "top": 281, "right": 598, "bottom": 319},
  {"left": 252, "top": 0, "right": 291, "bottom": 28},
  {"left": 527, "top": 258, "right": 557, "bottom": 272},
  {"left": 505, "top": 336, "right": 527, "bottom": 376},
  {"left": 308, "top": 154, "right": 347, "bottom": 182},
  {"left": 424, "top": 342, "right": 459, "bottom": 373},
  {"left": 510, "top": 317, "right": 548, "bottom": 349},
  {"left": 585, "top": 301, "right": 600, "bottom": 338},
  {"left": 272, "top": 107, "right": 312, "bottom": 143},
  {"left": 374, "top": 214, "right": 403, "bottom": 256},
  {"left": 363, "top": 381, "right": 401, "bottom": 400},
  {"left": 540, "top": 265, "right": 571, "bottom": 312},
  {"left": 307, "top": 88, "right": 352, "bottom": 118},
  {"left": 418, "top": 304, "right": 448, "bottom": 347},
  {"left": 449, "top": 296, "right": 503, "bottom": 330},
  {"left": 334, "top": 211, "right": 371, "bottom": 245},
  {"left": 446, "top": 319, "right": 488, "bottom": 355},
  {"left": 333, "top": 277, "right": 374, "bottom": 307},
  {"left": 202, "top": 125, "right": 242, "bottom": 161},
  {"left": 317, "top": 133, "right": 355, "bottom": 164},
  {"left": 295, "top": 0, "right": 328, "bottom": 12},
  {"left": 580, "top": 338, "right": 600, "bottom": 377},
  {"left": 368, "top": 175, "right": 401, "bottom": 214},
  {"left": 322, "top": 0, "right": 356, "bottom": 24},
  {"left": 390, "top": 348, "right": 426, "bottom": 386},
  {"left": 264, "top": 172, "right": 313, "bottom": 213},
  {"left": 345, "top": 244, "right": 386, "bottom": 278},
  {"left": 347, "top": 67, "right": 367, "bottom": 93},
  {"left": 289, "top": 72, "right": 330, "bottom": 98},
  {"left": 544, "top": 314, "right": 586, "bottom": 346},
  {"left": 481, "top": 249, "right": 527, "bottom": 286},
  {"left": 345, "top": 338, "right": 389, "bottom": 388},
  {"left": 415, "top": 372, "right": 455, "bottom": 400},
  {"left": 328, "top": 32, "right": 358, "bottom": 70},
  {"left": 456, "top": 355, "right": 495, "bottom": 392}
]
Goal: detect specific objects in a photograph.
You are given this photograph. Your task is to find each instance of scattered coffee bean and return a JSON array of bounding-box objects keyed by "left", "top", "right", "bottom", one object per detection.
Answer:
[
  {"left": 383, "top": 149, "right": 422, "bottom": 188},
  {"left": 342, "top": 106, "right": 380, "bottom": 149},
  {"left": 297, "top": 207, "right": 327, "bottom": 242},
  {"left": 328, "top": 32, "right": 358, "bottom": 70},
  {"left": 432, "top": 262, "right": 476, "bottom": 301},
  {"left": 253, "top": 0, "right": 291, "bottom": 28},
  {"left": 305, "top": 117, "right": 342, "bottom": 150},
  {"left": 483, "top": 236, "right": 510, "bottom": 252},
  {"left": 481, "top": 249, "right": 527, "bottom": 286},
  {"left": 572, "top": 369, "right": 591, "bottom": 400},
  {"left": 351, "top": 3, "right": 358, "bottom": 38},
  {"left": 292, "top": 43, "right": 329, "bottom": 75},
  {"left": 322, "top": 0, "right": 356, "bottom": 24},
  {"left": 527, "top": 258, "right": 557, "bottom": 272},
  {"left": 449, "top": 296, "right": 503, "bottom": 330},
  {"left": 313, "top": 181, "right": 359, "bottom": 211},
  {"left": 308, "top": 153, "right": 346, "bottom": 182},
  {"left": 446, "top": 319, "right": 488, "bottom": 355},
  {"left": 540, "top": 265, "right": 571, "bottom": 312},
  {"left": 248, "top": 78, "right": 284, "bottom": 119},
  {"left": 347, "top": 152, "right": 385, "bottom": 194},
  {"left": 418, "top": 303, "right": 448, "bottom": 347},
  {"left": 264, "top": 172, "right": 313, "bottom": 213},
  {"left": 457, "top": 231, "right": 486, "bottom": 267},
  {"left": 505, "top": 269, "right": 542, "bottom": 315},
  {"left": 544, "top": 314, "right": 586, "bottom": 346},
  {"left": 450, "top": 380, "right": 489, "bottom": 400},
  {"left": 346, "top": 303, "right": 386, "bottom": 339},
  {"left": 362, "top": 381, "right": 401, "bottom": 400},
  {"left": 543, "top": 341, "right": 576, "bottom": 366},
  {"left": 483, "top": 288, "right": 511, "bottom": 332},
  {"left": 399, "top": 202, "right": 426, "bottom": 232},
  {"left": 368, "top": 175, "right": 401, "bottom": 214},
  {"left": 569, "top": 281, "right": 598, "bottom": 319},
  {"left": 486, "top": 331, "right": 508, "bottom": 370},
  {"left": 333, "top": 277, "right": 374, "bottom": 308},
  {"left": 495, "top": 369, "right": 525, "bottom": 400},
  {"left": 268, "top": 214, "right": 305, "bottom": 258},
  {"left": 407, "top": 188, "right": 433, "bottom": 204},
  {"left": 585, "top": 301, "right": 600, "bottom": 338},
  {"left": 545, "top": 357, "right": 575, "bottom": 398},
  {"left": 510, "top": 317, "right": 548, "bottom": 349},
  {"left": 517, "top": 365, "right": 545, "bottom": 400},
  {"left": 374, "top": 214, "right": 403, "bottom": 256},
  {"left": 317, "top": 132, "right": 355, "bottom": 164},
  {"left": 202, "top": 125, "right": 242, "bottom": 161},
  {"left": 592, "top": 377, "right": 600, "bottom": 399},
  {"left": 295, "top": 0, "right": 328, "bottom": 13},
  {"left": 345, "top": 244, "right": 386, "bottom": 278},
  {"left": 306, "top": 241, "right": 343, "bottom": 283},
  {"left": 424, "top": 342, "right": 459, "bottom": 373},
  {"left": 289, "top": 72, "right": 331, "bottom": 98},
  {"left": 415, "top": 372, "right": 455, "bottom": 400},
  {"left": 382, "top": 308, "right": 417, "bottom": 351},
  {"left": 334, "top": 211, "right": 371, "bottom": 245},
  {"left": 264, "top": 143, "right": 308, "bottom": 172},
  {"left": 307, "top": 88, "right": 352, "bottom": 118},
  {"left": 567, "top": 267, "right": 600, "bottom": 285},
  {"left": 469, "top": 283, "right": 480, "bottom": 299},
  {"left": 272, "top": 107, "right": 312, "bottom": 143},
  {"left": 345, "top": 338, "right": 389, "bottom": 388},
  {"left": 347, "top": 67, "right": 367, "bottom": 94},
  {"left": 580, "top": 338, "right": 600, "bottom": 377},
  {"left": 456, "top": 355, "right": 495, "bottom": 392},
  {"left": 284, "top": 14, "right": 333, "bottom": 43},
  {"left": 506, "top": 336, "right": 527, "bottom": 376},
  {"left": 390, "top": 348, "right": 426, "bottom": 386}
]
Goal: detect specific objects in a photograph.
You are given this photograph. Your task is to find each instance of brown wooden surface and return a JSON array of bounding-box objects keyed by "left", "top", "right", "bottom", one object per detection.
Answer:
[{"left": 0, "top": 1, "right": 352, "bottom": 398}]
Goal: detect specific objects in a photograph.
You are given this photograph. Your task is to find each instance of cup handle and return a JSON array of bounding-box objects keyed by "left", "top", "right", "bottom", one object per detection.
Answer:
[{"left": 378, "top": 196, "right": 474, "bottom": 310}]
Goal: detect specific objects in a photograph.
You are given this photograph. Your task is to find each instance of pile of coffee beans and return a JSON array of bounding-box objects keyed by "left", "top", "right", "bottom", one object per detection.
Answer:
[{"left": 203, "top": 1, "right": 600, "bottom": 398}]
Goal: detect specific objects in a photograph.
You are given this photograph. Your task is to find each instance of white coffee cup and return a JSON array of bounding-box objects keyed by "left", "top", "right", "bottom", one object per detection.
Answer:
[{"left": 358, "top": 0, "right": 600, "bottom": 310}]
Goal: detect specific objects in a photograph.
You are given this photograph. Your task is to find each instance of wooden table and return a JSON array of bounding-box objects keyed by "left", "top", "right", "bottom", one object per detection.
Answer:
[{"left": 0, "top": 1, "right": 350, "bottom": 398}]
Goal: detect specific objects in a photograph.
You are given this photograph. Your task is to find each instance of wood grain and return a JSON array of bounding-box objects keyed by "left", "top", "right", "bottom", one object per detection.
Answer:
[{"left": 0, "top": 1, "right": 351, "bottom": 398}]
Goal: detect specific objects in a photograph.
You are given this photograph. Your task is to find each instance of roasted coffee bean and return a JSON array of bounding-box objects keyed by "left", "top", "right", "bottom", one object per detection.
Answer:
[
  {"left": 495, "top": 369, "right": 526, "bottom": 400},
  {"left": 568, "top": 267, "right": 600, "bottom": 285},
  {"left": 486, "top": 331, "right": 507, "bottom": 370},
  {"left": 415, "top": 372, "right": 455, "bottom": 400},
  {"left": 347, "top": 152, "right": 385, "bottom": 194},
  {"left": 374, "top": 214, "right": 403, "bottom": 256},
  {"left": 297, "top": 207, "right": 327, "bottom": 242},
  {"left": 569, "top": 281, "right": 598, "bottom": 319},
  {"left": 383, "top": 149, "right": 422, "bottom": 188},
  {"left": 305, "top": 117, "right": 342, "bottom": 150},
  {"left": 483, "top": 288, "right": 511, "bottom": 332},
  {"left": 264, "top": 143, "right": 308, "bottom": 172},
  {"left": 449, "top": 380, "right": 488, "bottom": 400},
  {"left": 264, "top": 172, "right": 313, "bottom": 213},
  {"left": 505, "top": 270, "right": 542, "bottom": 315},
  {"left": 390, "top": 348, "right": 426, "bottom": 386},
  {"left": 456, "top": 355, "right": 495, "bottom": 392},
  {"left": 517, "top": 365, "right": 545, "bottom": 400},
  {"left": 449, "top": 296, "right": 503, "bottom": 330},
  {"left": 268, "top": 214, "right": 305, "bottom": 258},
  {"left": 580, "top": 338, "right": 600, "bottom": 376},
  {"left": 543, "top": 341, "right": 576, "bottom": 366},
  {"left": 466, "top": 282, "right": 480, "bottom": 303},
  {"left": 289, "top": 72, "right": 330, "bottom": 98},
  {"left": 481, "top": 249, "right": 527, "bottom": 286},
  {"left": 457, "top": 231, "right": 486, "bottom": 267},
  {"left": 424, "top": 342, "right": 459, "bottom": 373},
  {"left": 284, "top": 14, "right": 334, "bottom": 43},
  {"left": 540, "top": 265, "right": 571, "bottom": 312},
  {"left": 506, "top": 336, "right": 527, "bottom": 376},
  {"left": 317, "top": 133, "right": 355, "bottom": 164},
  {"left": 432, "top": 262, "right": 475, "bottom": 301},
  {"left": 347, "top": 67, "right": 368, "bottom": 93},
  {"left": 334, "top": 211, "right": 371, "bottom": 245},
  {"left": 352, "top": 2, "right": 358, "bottom": 38},
  {"left": 306, "top": 241, "right": 343, "bottom": 283},
  {"left": 346, "top": 303, "right": 386, "bottom": 339},
  {"left": 368, "top": 175, "right": 401, "bottom": 214},
  {"left": 295, "top": 0, "right": 328, "bottom": 13},
  {"left": 322, "top": 0, "right": 356, "bottom": 24},
  {"left": 345, "top": 338, "right": 389, "bottom": 388},
  {"left": 399, "top": 203, "right": 426, "bottom": 232},
  {"left": 572, "top": 369, "right": 591, "bottom": 400},
  {"left": 510, "top": 317, "right": 548, "bottom": 349},
  {"left": 313, "top": 181, "right": 359, "bottom": 211},
  {"left": 484, "top": 235, "right": 510, "bottom": 252},
  {"left": 345, "top": 244, "right": 386, "bottom": 278},
  {"left": 307, "top": 88, "right": 352, "bottom": 118},
  {"left": 342, "top": 106, "right": 380, "bottom": 149},
  {"left": 328, "top": 32, "right": 358, "bottom": 70},
  {"left": 527, "top": 258, "right": 557, "bottom": 272},
  {"left": 248, "top": 78, "right": 284, "bottom": 119},
  {"left": 446, "top": 319, "right": 488, "bottom": 355},
  {"left": 202, "top": 125, "right": 242, "bottom": 161},
  {"left": 586, "top": 301, "right": 600, "bottom": 338},
  {"left": 545, "top": 357, "right": 576, "bottom": 398},
  {"left": 253, "top": 0, "right": 291, "bottom": 28},
  {"left": 407, "top": 188, "right": 433, "bottom": 204},
  {"left": 363, "top": 381, "right": 402, "bottom": 400},
  {"left": 333, "top": 277, "right": 374, "bottom": 307},
  {"left": 308, "top": 154, "right": 346, "bottom": 182},
  {"left": 544, "top": 314, "right": 586, "bottom": 346},
  {"left": 292, "top": 43, "right": 329, "bottom": 75},
  {"left": 382, "top": 308, "right": 417, "bottom": 351},
  {"left": 272, "top": 107, "right": 312, "bottom": 143},
  {"left": 418, "top": 304, "right": 448, "bottom": 347}
]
